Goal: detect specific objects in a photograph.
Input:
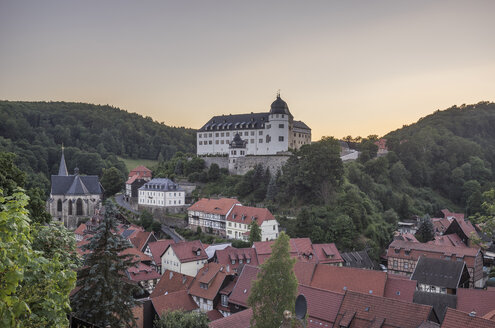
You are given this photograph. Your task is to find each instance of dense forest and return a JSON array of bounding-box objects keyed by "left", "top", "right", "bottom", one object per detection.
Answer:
[{"left": 0, "top": 101, "right": 196, "bottom": 194}]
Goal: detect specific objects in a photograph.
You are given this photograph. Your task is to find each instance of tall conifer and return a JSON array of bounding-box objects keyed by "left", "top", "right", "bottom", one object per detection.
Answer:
[
  {"left": 248, "top": 232, "right": 297, "bottom": 328},
  {"left": 72, "top": 201, "right": 139, "bottom": 328}
]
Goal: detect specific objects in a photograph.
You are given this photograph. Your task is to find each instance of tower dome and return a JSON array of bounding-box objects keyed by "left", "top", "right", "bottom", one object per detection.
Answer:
[{"left": 270, "top": 94, "right": 292, "bottom": 117}]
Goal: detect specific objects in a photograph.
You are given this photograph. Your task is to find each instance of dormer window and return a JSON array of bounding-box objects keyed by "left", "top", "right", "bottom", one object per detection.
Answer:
[
  {"left": 239, "top": 259, "right": 243, "bottom": 264},
  {"left": 200, "top": 282, "right": 208, "bottom": 289},
  {"left": 231, "top": 260, "right": 235, "bottom": 265},
  {"left": 246, "top": 259, "right": 250, "bottom": 264},
  {"left": 196, "top": 250, "right": 201, "bottom": 256}
]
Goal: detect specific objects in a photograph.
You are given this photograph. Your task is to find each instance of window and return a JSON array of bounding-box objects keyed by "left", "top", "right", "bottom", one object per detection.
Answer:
[
  {"left": 259, "top": 139, "right": 263, "bottom": 143},
  {"left": 279, "top": 124, "right": 284, "bottom": 128},
  {"left": 199, "top": 141, "right": 203, "bottom": 145},
  {"left": 68, "top": 200, "right": 73, "bottom": 215},
  {"left": 221, "top": 132, "right": 224, "bottom": 137},
  {"left": 209, "top": 133, "right": 212, "bottom": 137},
  {"left": 273, "top": 225, "right": 276, "bottom": 230},
  {"left": 266, "top": 124, "right": 271, "bottom": 129},
  {"left": 405, "top": 250, "right": 410, "bottom": 255},
  {"left": 246, "top": 259, "right": 250, "bottom": 264},
  {"left": 259, "top": 131, "right": 263, "bottom": 135},
  {"left": 221, "top": 140, "right": 224, "bottom": 144},
  {"left": 404, "top": 262, "right": 409, "bottom": 269},
  {"left": 279, "top": 136, "right": 284, "bottom": 142},
  {"left": 199, "top": 134, "right": 202, "bottom": 138},
  {"left": 216, "top": 140, "right": 219, "bottom": 144},
  {"left": 209, "top": 141, "right": 212, "bottom": 144},
  {"left": 250, "top": 139, "right": 254, "bottom": 143},
  {"left": 266, "top": 135, "right": 271, "bottom": 143},
  {"left": 394, "top": 249, "right": 400, "bottom": 254},
  {"left": 215, "top": 133, "right": 219, "bottom": 137},
  {"left": 393, "top": 260, "right": 398, "bottom": 268},
  {"left": 226, "top": 132, "right": 230, "bottom": 136},
  {"left": 244, "top": 132, "right": 248, "bottom": 136},
  {"left": 76, "top": 198, "right": 83, "bottom": 216},
  {"left": 231, "top": 260, "right": 235, "bottom": 264},
  {"left": 221, "top": 295, "right": 229, "bottom": 307},
  {"left": 57, "top": 199, "right": 62, "bottom": 212}
]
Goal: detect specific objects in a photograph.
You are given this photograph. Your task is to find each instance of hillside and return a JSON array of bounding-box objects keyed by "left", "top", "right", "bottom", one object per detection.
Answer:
[{"left": 0, "top": 101, "right": 196, "bottom": 193}]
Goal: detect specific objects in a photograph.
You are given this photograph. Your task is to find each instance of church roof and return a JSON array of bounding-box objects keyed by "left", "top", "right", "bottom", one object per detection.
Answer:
[
  {"left": 51, "top": 175, "right": 102, "bottom": 195},
  {"left": 58, "top": 150, "right": 68, "bottom": 176},
  {"left": 199, "top": 112, "right": 269, "bottom": 132}
]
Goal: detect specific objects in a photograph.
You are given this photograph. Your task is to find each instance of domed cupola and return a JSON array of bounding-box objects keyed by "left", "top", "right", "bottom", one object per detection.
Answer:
[
  {"left": 230, "top": 133, "right": 247, "bottom": 149},
  {"left": 270, "top": 92, "right": 292, "bottom": 117}
]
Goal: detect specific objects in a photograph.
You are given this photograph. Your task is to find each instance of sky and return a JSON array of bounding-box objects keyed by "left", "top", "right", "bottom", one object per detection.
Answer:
[{"left": 1, "top": 0, "right": 494, "bottom": 140}]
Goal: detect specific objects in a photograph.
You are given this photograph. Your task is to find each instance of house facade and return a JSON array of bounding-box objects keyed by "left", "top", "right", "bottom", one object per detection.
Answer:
[
  {"left": 188, "top": 198, "right": 240, "bottom": 236},
  {"left": 387, "top": 239, "right": 483, "bottom": 287},
  {"left": 138, "top": 178, "right": 185, "bottom": 208},
  {"left": 160, "top": 240, "right": 208, "bottom": 276},
  {"left": 196, "top": 94, "right": 311, "bottom": 156},
  {"left": 125, "top": 165, "right": 152, "bottom": 198},
  {"left": 225, "top": 204, "right": 279, "bottom": 241}
]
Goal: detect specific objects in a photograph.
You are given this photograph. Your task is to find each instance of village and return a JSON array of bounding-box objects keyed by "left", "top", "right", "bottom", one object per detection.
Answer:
[{"left": 64, "top": 159, "right": 495, "bottom": 328}]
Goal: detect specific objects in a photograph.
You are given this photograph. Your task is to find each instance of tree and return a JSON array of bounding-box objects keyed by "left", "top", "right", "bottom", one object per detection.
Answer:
[
  {"left": 71, "top": 201, "right": 140, "bottom": 328},
  {"left": 248, "top": 221, "right": 262, "bottom": 245},
  {"left": 416, "top": 215, "right": 435, "bottom": 243},
  {"left": 248, "top": 232, "right": 297, "bottom": 328},
  {"left": 139, "top": 210, "right": 154, "bottom": 230},
  {"left": 207, "top": 163, "right": 220, "bottom": 181},
  {"left": 100, "top": 167, "right": 125, "bottom": 197},
  {"left": 154, "top": 310, "right": 209, "bottom": 328},
  {"left": 0, "top": 189, "right": 77, "bottom": 328}
]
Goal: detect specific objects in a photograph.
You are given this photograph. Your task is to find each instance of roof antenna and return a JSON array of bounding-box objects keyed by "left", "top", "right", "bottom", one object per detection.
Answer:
[{"left": 277, "top": 89, "right": 281, "bottom": 98}]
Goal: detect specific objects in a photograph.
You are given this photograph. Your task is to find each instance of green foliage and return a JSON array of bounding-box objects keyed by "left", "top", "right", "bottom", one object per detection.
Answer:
[
  {"left": 71, "top": 201, "right": 140, "bottom": 328},
  {"left": 416, "top": 215, "right": 435, "bottom": 243},
  {"left": 100, "top": 167, "right": 125, "bottom": 197},
  {"left": 0, "top": 190, "right": 77, "bottom": 328},
  {"left": 248, "top": 232, "right": 298, "bottom": 328},
  {"left": 248, "top": 221, "right": 262, "bottom": 245},
  {"left": 154, "top": 310, "right": 209, "bottom": 328},
  {"left": 207, "top": 163, "right": 220, "bottom": 181}
]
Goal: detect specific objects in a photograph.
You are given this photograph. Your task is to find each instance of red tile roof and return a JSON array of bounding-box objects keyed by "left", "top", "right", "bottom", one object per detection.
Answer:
[
  {"left": 129, "top": 166, "right": 152, "bottom": 178},
  {"left": 388, "top": 239, "right": 479, "bottom": 259},
  {"left": 188, "top": 198, "right": 240, "bottom": 216},
  {"left": 127, "top": 262, "right": 161, "bottom": 282},
  {"left": 312, "top": 243, "right": 343, "bottom": 264},
  {"left": 429, "top": 233, "right": 464, "bottom": 247},
  {"left": 151, "top": 290, "right": 198, "bottom": 316},
  {"left": 229, "top": 265, "right": 260, "bottom": 307},
  {"left": 298, "top": 284, "right": 344, "bottom": 327},
  {"left": 294, "top": 261, "right": 317, "bottom": 286},
  {"left": 310, "top": 265, "right": 387, "bottom": 296},
  {"left": 456, "top": 288, "right": 495, "bottom": 317},
  {"left": 209, "top": 308, "right": 253, "bottom": 328},
  {"left": 74, "top": 223, "right": 87, "bottom": 236},
  {"left": 130, "top": 231, "right": 153, "bottom": 252},
  {"left": 168, "top": 240, "right": 207, "bottom": 263},
  {"left": 441, "top": 308, "right": 495, "bottom": 328},
  {"left": 441, "top": 209, "right": 464, "bottom": 221},
  {"left": 432, "top": 218, "right": 451, "bottom": 234},
  {"left": 120, "top": 246, "right": 152, "bottom": 263},
  {"left": 148, "top": 239, "right": 175, "bottom": 265},
  {"left": 150, "top": 269, "right": 193, "bottom": 298},
  {"left": 214, "top": 246, "right": 258, "bottom": 273},
  {"left": 188, "top": 263, "right": 227, "bottom": 301},
  {"left": 384, "top": 274, "right": 417, "bottom": 302},
  {"left": 254, "top": 237, "right": 315, "bottom": 264},
  {"left": 336, "top": 290, "right": 434, "bottom": 328},
  {"left": 126, "top": 175, "right": 139, "bottom": 184},
  {"left": 453, "top": 217, "right": 478, "bottom": 239},
  {"left": 226, "top": 205, "right": 275, "bottom": 226},
  {"left": 207, "top": 309, "right": 224, "bottom": 321}
]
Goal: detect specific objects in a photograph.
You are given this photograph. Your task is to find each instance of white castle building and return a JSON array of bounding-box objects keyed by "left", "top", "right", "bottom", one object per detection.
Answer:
[{"left": 196, "top": 94, "right": 311, "bottom": 156}]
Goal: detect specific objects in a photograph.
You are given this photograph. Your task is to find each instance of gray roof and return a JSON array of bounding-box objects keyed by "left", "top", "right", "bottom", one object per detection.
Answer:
[
  {"left": 413, "top": 291, "right": 457, "bottom": 322},
  {"left": 270, "top": 95, "right": 292, "bottom": 117},
  {"left": 341, "top": 250, "right": 375, "bottom": 269},
  {"left": 51, "top": 175, "right": 102, "bottom": 195},
  {"left": 411, "top": 256, "right": 467, "bottom": 289},
  {"left": 293, "top": 120, "right": 311, "bottom": 131},
  {"left": 199, "top": 112, "right": 269, "bottom": 132},
  {"left": 139, "top": 178, "right": 181, "bottom": 191},
  {"left": 58, "top": 150, "right": 68, "bottom": 176}
]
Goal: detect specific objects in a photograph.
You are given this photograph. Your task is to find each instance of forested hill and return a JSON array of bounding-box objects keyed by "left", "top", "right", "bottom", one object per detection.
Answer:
[
  {"left": 382, "top": 101, "right": 495, "bottom": 214},
  {"left": 0, "top": 101, "right": 196, "bottom": 192}
]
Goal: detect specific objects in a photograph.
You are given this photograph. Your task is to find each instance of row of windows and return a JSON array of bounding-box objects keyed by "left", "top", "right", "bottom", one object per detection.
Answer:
[
  {"left": 199, "top": 136, "right": 284, "bottom": 145},
  {"left": 140, "top": 199, "right": 182, "bottom": 205},
  {"left": 199, "top": 130, "right": 265, "bottom": 138},
  {"left": 139, "top": 191, "right": 180, "bottom": 197},
  {"left": 231, "top": 150, "right": 246, "bottom": 155}
]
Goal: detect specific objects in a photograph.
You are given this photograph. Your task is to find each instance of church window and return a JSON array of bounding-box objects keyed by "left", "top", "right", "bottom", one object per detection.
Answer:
[
  {"left": 68, "top": 200, "right": 73, "bottom": 215},
  {"left": 57, "top": 199, "right": 62, "bottom": 212},
  {"left": 76, "top": 198, "right": 83, "bottom": 216},
  {"left": 279, "top": 136, "right": 284, "bottom": 142}
]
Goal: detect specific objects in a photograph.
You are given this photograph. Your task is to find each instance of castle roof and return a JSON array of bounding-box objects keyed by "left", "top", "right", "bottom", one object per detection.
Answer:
[
  {"left": 270, "top": 94, "right": 292, "bottom": 117},
  {"left": 50, "top": 175, "right": 102, "bottom": 196},
  {"left": 199, "top": 112, "right": 269, "bottom": 132}
]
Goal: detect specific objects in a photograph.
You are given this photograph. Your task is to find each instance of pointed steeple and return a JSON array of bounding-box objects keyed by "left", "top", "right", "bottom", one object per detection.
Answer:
[{"left": 58, "top": 145, "right": 68, "bottom": 176}]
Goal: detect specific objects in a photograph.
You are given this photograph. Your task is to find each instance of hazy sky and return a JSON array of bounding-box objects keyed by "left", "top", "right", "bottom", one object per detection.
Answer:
[{"left": 1, "top": 1, "right": 494, "bottom": 140}]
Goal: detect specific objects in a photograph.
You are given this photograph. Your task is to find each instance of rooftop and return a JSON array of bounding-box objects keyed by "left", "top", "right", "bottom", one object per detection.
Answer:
[{"left": 188, "top": 198, "right": 241, "bottom": 216}]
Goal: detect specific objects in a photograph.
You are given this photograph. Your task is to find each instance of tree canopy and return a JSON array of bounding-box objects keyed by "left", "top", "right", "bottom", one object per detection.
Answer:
[
  {"left": 154, "top": 310, "right": 209, "bottom": 328},
  {"left": 248, "top": 232, "right": 298, "bottom": 328}
]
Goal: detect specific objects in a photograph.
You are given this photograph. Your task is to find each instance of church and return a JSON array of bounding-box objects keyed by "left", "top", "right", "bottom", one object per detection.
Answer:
[
  {"left": 47, "top": 149, "right": 103, "bottom": 230},
  {"left": 196, "top": 94, "right": 311, "bottom": 156}
]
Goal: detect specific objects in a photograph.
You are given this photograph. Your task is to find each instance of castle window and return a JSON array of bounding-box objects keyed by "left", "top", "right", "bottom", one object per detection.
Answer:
[
  {"left": 244, "top": 132, "right": 248, "bottom": 136},
  {"left": 250, "top": 139, "right": 254, "bottom": 144},
  {"left": 282, "top": 114, "right": 284, "bottom": 118},
  {"left": 279, "top": 136, "right": 284, "bottom": 142},
  {"left": 215, "top": 133, "right": 219, "bottom": 137},
  {"left": 68, "top": 200, "right": 73, "bottom": 215},
  {"left": 279, "top": 124, "right": 284, "bottom": 128},
  {"left": 259, "top": 131, "right": 263, "bottom": 135},
  {"left": 259, "top": 139, "right": 263, "bottom": 143},
  {"left": 209, "top": 141, "right": 212, "bottom": 144},
  {"left": 266, "top": 135, "right": 271, "bottom": 143},
  {"left": 226, "top": 132, "right": 230, "bottom": 136},
  {"left": 266, "top": 124, "right": 271, "bottom": 129},
  {"left": 199, "top": 141, "right": 203, "bottom": 145},
  {"left": 221, "top": 133, "right": 224, "bottom": 137},
  {"left": 76, "top": 198, "right": 83, "bottom": 216},
  {"left": 215, "top": 140, "right": 219, "bottom": 144},
  {"left": 251, "top": 131, "right": 254, "bottom": 136},
  {"left": 199, "top": 134, "right": 202, "bottom": 138},
  {"left": 57, "top": 199, "right": 62, "bottom": 212}
]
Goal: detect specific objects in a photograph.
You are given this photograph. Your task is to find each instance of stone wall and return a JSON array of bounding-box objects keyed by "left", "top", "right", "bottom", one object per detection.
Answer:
[{"left": 202, "top": 155, "right": 290, "bottom": 175}]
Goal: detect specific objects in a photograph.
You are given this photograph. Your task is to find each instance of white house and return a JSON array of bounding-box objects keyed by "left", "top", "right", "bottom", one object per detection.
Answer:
[
  {"left": 187, "top": 198, "right": 241, "bottom": 237},
  {"left": 138, "top": 178, "right": 185, "bottom": 208},
  {"left": 160, "top": 240, "right": 208, "bottom": 277},
  {"left": 226, "top": 204, "right": 279, "bottom": 241},
  {"left": 196, "top": 94, "right": 311, "bottom": 156}
]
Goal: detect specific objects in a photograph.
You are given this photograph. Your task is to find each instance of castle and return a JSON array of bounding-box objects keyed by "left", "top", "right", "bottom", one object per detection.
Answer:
[{"left": 47, "top": 149, "right": 103, "bottom": 229}]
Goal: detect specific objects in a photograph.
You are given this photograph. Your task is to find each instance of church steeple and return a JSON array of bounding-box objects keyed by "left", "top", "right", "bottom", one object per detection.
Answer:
[{"left": 58, "top": 145, "right": 68, "bottom": 176}]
